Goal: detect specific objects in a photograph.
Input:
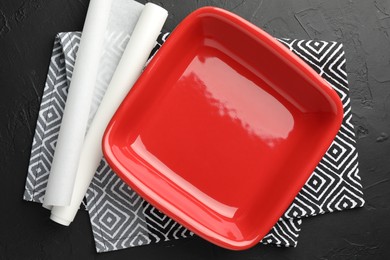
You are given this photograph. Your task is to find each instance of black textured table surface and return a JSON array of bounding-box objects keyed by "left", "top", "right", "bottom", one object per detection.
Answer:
[{"left": 1, "top": 0, "right": 389, "bottom": 259}]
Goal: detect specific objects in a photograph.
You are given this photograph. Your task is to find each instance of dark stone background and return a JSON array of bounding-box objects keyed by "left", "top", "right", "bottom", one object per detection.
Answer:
[{"left": 0, "top": 0, "right": 389, "bottom": 259}]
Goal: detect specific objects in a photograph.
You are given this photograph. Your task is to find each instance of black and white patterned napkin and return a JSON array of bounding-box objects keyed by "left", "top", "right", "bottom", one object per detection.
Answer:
[{"left": 24, "top": 32, "right": 364, "bottom": 252}]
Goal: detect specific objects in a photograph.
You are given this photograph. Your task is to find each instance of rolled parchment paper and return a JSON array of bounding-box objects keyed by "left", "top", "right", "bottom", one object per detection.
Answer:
[
  {"left": 50, "top": 3, "right": 168, "bottom": 226},
  {"left": 43, "top": 0, "right": 114, "bottom": 207},
  {"left": 87, "top": 0, "right": 144, "bottom": 127}
]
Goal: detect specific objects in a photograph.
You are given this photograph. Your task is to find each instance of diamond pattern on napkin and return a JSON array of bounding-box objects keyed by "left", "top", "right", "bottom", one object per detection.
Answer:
[
  {"left": 23, "top": 34, "right": 75, "bottom": 203},
  {"left": 24, "top": 32, "right": 364, "bottom": 253}
]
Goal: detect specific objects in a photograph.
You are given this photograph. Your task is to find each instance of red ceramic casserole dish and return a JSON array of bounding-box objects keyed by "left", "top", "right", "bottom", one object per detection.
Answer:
[{"left": 102, "top": 7, "right": 343, "bottom": 250}]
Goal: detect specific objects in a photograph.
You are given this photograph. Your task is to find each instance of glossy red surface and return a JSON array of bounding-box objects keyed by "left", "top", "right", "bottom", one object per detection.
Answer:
[{"left": 102, "top": 7, "right": 343, "bottom": 250}]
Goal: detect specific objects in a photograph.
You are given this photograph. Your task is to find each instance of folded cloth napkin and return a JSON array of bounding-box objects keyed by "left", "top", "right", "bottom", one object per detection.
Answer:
[{"left": 24, "top": 32, "right": 364, "bottom": 252}]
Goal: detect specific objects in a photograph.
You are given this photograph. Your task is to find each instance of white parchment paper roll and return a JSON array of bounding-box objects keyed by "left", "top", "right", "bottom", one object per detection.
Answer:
[
  {"left": 50, "top": 3, "right": 168, "bottom": 226},
  {"left": 43, "top": 0, "right": 144, "bottom": 208},
  {"left": 87, "top": 0, "right": 144, "bottom": 126},
  {"left": 43, "top": 0, "right": 114, "bottom": 207}
]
